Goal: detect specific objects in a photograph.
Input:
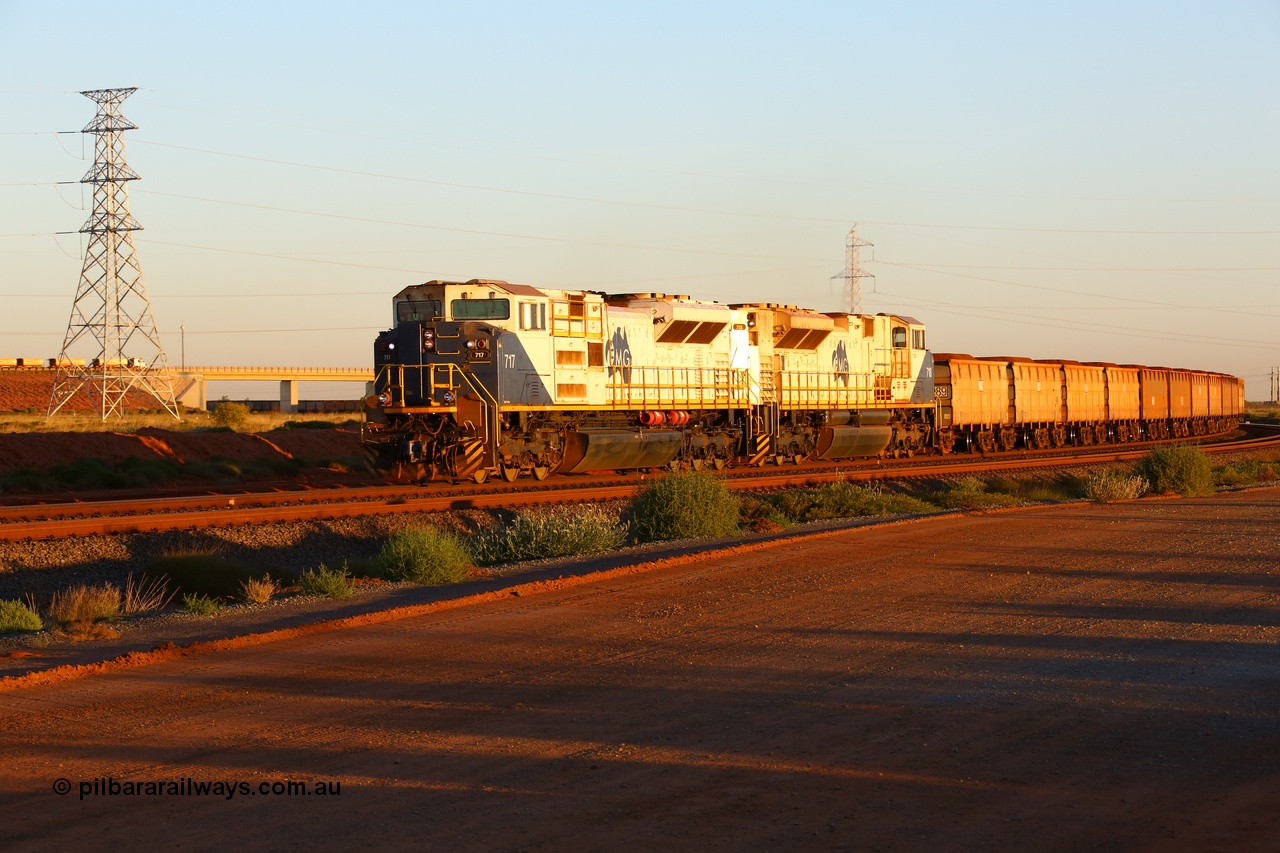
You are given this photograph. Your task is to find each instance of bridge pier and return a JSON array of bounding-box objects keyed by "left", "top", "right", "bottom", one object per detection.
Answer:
[{"left": 280, "top": 380, "right": 298, "bottom": 414}]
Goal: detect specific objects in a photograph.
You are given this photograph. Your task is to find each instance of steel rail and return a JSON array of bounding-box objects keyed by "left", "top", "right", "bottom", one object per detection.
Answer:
[{"left": 2, "top": 425, "right": 1276, "bottom": 542}]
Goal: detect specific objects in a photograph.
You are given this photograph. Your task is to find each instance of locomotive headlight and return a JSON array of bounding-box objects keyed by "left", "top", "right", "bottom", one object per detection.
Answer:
[
  {"left": 387, "top": 342, "right": 396, "bottom": 350},
  {"left": 466, "top": 340, "right": 476, "bottom": 349},
  {"left": 442, "top": 390, "right": 455, "bottom": 404}
]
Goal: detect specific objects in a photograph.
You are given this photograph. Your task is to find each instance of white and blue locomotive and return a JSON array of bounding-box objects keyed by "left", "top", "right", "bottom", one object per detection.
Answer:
[{"left": 363, "top": 279, "right": 936, "bottom": 482}]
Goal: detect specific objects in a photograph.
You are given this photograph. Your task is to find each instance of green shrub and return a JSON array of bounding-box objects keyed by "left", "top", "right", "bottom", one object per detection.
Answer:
[
  {"left": 738, "top": 495, "right": 794, "bottom": 529},
  {"left": 379, "top": 528, "right": 470, "bottom": 585},
  {"left": 145, "top": 552, "right": 257, "bottom": 599},
  {"left": 297, "top": 563, "right": 355, "bottom": 599},
  {"left": 211, "top": 401, "right": 250, "bottom": 431},
  {"left": 182, "top": 592, "right": 222, "bottom": 615},
  {"left": 931, "top": 477, "right": 1022, "bottom": 510},
  {"left": 1215, "top": 458, "right": 1279, "bottom": 487},
  {"left": 472, "top": 506, "right": 625, "bottom": 565},
  {"left": 1135, "top": 445, "right": 1215, "bottom": 497},
  {"left": 0, "top": 599, "right": 43, "bottom": 633},
  {"left": 628, "top": 472, "right": 740, "bottom": 543},
  {"left": 1083, "top": 469, "right": 1149, "bottom": 502}
]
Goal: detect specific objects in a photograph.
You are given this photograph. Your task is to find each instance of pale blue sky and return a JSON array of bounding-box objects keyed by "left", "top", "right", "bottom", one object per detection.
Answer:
[{"left": 2, "top": 1, "right": 1277, "bottom": 399}]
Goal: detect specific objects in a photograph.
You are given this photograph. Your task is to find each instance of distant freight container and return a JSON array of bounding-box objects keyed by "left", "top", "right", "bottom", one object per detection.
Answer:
[
  {"left": 1091, "top": 363, "right": 1141, "bottom": 422},
  {"left": 1005, "top": 358, "right": 1061, "bottom": 424},
  {"left": 1168, "top": 369, "right": 1192, "bottom": 419},
  {"left": 1056, "top": 361, "right": 1107, "bottom": 424},
  {"left": 1136, "top": 367, "right": 1170, "bottom": 421},
  {"left": 1207, "top": 374, "right": 1224, "bottom": 418},
  {"left": 1190, "top": 372, "right": 1209, "bottom": 419},
  {"left": 932, "top": 354, "right": 1009, "bottom": 430}
]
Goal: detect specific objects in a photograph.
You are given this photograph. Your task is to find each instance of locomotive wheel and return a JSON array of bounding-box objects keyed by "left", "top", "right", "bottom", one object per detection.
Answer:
[
  {"left": 501, "top": 465, "right": 520, "bottom": 482},
  {"left": 533, "top": 465, "right": 550, "bottom": 481},
  {"left": 713, "top": 456, "right": 727, "bottom": 470},
  {"left": 473, "top": 469, "right": 489, "bottom": 484},
  {"left": 692, "top": 458, "right": 705, "bottom": 471}
]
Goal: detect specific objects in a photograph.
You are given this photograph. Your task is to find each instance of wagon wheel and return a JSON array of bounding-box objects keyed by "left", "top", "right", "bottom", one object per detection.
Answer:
[
  {"left": 501, "top": 465, "right": 521, "bottom": 482},
  {"left": 532, "top": 465, "right": 550, "bottom": 481}
]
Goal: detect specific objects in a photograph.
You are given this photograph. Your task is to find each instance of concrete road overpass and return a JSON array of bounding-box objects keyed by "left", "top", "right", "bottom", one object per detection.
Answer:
[{"left": 174, "top": 366, "right": 373, "bottom": 413}]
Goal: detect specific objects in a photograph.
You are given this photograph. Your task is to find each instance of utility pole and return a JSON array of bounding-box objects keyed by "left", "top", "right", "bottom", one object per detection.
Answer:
[
  {"left": 48, "top": 88, "right": 180, "bottom": 420},
  {"left": 829, "top": 225, "right": 874, "bottom": 314},
  {"left": 1272, "top": 366, "right": 1279, "bottom": 405}
]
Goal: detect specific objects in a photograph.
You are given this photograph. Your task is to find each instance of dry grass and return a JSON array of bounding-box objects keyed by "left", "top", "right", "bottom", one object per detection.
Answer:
[
  {"left": 46, "top": 583, "right": 122, "bottom": 640},
  {"left": 0, "top": 410, "right": 351, "bottom": 434},
  {"left": 240, "top": 574, "right": 278, "bottom": 604},
  {"left": 47, "top": 583, "right": 121, "bottom": 625},
  {"left": 1083, "top": 469, "right": 1150, "bottom": 502},
  {"left": 122, "top": 572, "right": 175, "bottom": 615}
]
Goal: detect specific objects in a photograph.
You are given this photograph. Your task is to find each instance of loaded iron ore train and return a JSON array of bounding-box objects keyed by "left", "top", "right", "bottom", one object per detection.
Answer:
[{"left": 361, "top": 279, "right": 1244, "bottom": 482}]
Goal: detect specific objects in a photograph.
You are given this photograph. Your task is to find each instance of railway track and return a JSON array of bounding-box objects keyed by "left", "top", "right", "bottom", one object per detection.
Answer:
[{"left": 2, "top": 425, "right": 1276, "bottom": 542}]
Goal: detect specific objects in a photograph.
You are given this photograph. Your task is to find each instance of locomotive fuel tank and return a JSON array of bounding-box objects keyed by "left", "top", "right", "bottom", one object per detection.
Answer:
[
  {"left": 814, "top": 410, "right": 893, "bottom": 459},
  {"left": 559, "top": 429, "right": 685, "bottom": 473}
]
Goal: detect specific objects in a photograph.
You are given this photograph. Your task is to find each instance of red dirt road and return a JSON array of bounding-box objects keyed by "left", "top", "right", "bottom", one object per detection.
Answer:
[{"left": 2, "top": 491, "right": 1279, "bottom": 851}]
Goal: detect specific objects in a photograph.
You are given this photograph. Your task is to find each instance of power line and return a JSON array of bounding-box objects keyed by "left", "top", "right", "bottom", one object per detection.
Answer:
[
  {"left": 136, "top": 189, "right": 831, "bottom": 263},
  {"left": 866, "top": 220, "right": 1279, "bottom": 236},
  {"left": 134, "top": 140, "right": 849, "bottom": 225},
  {"left": 877, "top": 260, "right": 1280, "bottom": 319}
]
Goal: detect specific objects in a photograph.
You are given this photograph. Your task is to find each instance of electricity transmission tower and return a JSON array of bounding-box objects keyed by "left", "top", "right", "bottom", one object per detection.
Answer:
[
  {"left": 49, "top": 87, "right": 180, "bottom": 420},
  {"left": 829, "top": 225, "right": 874, "bottom": 314}
]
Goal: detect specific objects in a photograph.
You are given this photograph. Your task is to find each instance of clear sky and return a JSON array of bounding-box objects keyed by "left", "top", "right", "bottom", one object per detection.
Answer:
[{"left": 2, "top": 1, "right": 1277, "bottom": 400}]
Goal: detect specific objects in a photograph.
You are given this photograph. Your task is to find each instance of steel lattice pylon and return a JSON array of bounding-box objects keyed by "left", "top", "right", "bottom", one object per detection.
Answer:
[
  {"left": 48, "top": 88, "right": 180, "bottom": 420},
  {"left": 829, "top": 225, "right": 875, "bottom": 315}
]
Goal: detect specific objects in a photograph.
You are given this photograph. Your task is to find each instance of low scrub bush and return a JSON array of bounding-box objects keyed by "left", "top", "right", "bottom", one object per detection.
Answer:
[
  {"left": 47, "top": 584, "right": 121, "bottom": 626},
  {"left": 1083, "top": 469, "right": 1149, "bottom": 502},
  {"left": 0, "top": 599, "right": 42, "bottom": 634},
  {"left": 985, "top": 476, "right": 1082, "bottom": 503},
  {"left": 273, "top": 420, "right": 338, "bottom": 430},
  {"left": 628, "top": 472, "right": 740, "bottom": 543},
  {"left": 211, "top": 401, "right": 250, "bottom": 431},
  {"left": 738, "top": 496, "right": 793, "bottom": 531},
  {"left": 472, "top": 506, "right": 625, "bottom": 565},
  {"left": 240, "top": 574, "right": 278, "bottom": 604},
  {"left": 182, "top": 592, "right": 221, "bottom": 615},
  {"left": 297, "top": 563, "right": 354, "bottom": 599},
  {"left": 930, "top": 477, "right": 1023, "bottom": 510},
  {"left": 1214, "top": 458, "right": 1279, "bottom": 487},
  {"left": 1135, "top": 445, "right": 1215, "bottom": 497},
  {"left": 144, "top": 552, "right": 257, "bottom": 599},
  {"left": 380, "top": 528, "right": 470, "bottom": 585}
]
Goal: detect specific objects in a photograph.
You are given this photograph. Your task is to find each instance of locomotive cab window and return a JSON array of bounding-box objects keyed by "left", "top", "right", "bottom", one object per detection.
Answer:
[
  {"left": 396, "top": 299, "right": 442, "bottom": 323},
  {"left": 892, "top": 327, "right": 908, "bottom": 348},
  {"left": 451, "top": 297, "right": 510, "bottom": 321},
  {"left": 911, "top": 329, "right": 925, "bottom": 350}
]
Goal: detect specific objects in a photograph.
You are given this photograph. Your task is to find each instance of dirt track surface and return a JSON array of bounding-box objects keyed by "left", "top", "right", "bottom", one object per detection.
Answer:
[{"left": 2, "top": 490, "right": 1278, "bottom": 852}]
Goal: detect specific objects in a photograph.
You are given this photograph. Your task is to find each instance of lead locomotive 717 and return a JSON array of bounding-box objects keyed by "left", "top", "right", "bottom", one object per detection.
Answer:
[{"left": 361, "top": 278, "right": 1242, "bottom": 482}]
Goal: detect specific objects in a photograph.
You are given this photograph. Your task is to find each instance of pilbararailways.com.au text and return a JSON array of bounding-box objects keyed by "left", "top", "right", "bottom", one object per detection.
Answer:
[{"left": 55, "top": 777, "right": 341, "bottom": 800}]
